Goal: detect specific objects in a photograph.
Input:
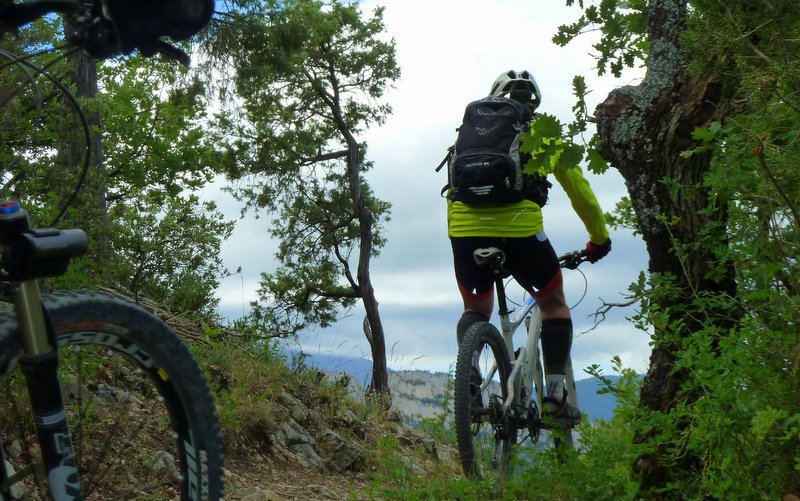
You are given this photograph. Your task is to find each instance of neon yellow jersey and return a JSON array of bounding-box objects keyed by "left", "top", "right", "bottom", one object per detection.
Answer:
[{"left": 446, "top": 163, "right": 609, "bottom": 244}]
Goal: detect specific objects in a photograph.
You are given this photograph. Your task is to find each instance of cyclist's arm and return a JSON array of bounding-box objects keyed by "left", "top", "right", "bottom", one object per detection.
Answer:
[{"left": 553, "top": 164, "right": 609, "bottom": 244}]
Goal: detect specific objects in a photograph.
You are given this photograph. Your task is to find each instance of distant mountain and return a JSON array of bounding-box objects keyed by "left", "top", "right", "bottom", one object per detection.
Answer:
[
  {"left": 296, "top": 351, "right": 374, "bottom": 386},
  {"left": 299, "top": 351, "right": 624, "bottom": 423},
  {"left": 574, "top": 376, "right": 621, "bottom": 421}
]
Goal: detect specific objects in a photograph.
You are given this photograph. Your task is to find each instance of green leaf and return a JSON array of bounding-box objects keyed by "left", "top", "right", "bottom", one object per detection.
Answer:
[
  {"left": 586, "top": 148, "right": 609, "bottom": 174},
  {"left": 557, "top": 142, "right": 585, "bottom": 168},
  {"left": 529, "top": 113, "right": 563, "bottom": 139}
]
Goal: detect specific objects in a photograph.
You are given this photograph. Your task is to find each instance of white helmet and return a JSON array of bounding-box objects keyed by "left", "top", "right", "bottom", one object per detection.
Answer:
[{"left": 489, "top": 70, "right": 542, "bottom": 110}]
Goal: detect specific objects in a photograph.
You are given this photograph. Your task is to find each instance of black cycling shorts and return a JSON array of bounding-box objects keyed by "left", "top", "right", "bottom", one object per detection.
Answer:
[{"left": 451, "top": 232, "right": 562, "bottom": 300}]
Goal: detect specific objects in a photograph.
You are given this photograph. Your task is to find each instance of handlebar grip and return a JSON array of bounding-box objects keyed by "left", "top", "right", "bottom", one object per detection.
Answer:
[{"left": 22, "top": 228, "right": 88, "bottom": 260}]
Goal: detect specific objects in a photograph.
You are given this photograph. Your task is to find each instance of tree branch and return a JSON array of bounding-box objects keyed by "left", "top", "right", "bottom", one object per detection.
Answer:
[
  {"left": 578, "top": 297, "right": 638, "bottom": 335},
  {"left": 300, "top": 149, "right": 348, "bottom": 164}
]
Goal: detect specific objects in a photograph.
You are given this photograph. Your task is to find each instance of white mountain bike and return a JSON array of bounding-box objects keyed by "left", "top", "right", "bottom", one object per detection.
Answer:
[{"left": 453, "top": 246, "right": 587, "bottom": 479}]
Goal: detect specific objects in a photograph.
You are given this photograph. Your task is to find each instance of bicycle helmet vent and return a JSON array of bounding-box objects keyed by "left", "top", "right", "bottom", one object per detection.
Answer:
[{"left": 489, "top": 70, "right": 542, "bottom": 111}]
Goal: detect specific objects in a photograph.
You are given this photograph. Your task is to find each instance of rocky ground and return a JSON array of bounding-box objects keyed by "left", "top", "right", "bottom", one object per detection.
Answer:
[
  {"left": 222, "top": 406, "right": 461, "bottom": 500},
  {"left": 219, "top": 388, "right": 461, "bottom": 501}
]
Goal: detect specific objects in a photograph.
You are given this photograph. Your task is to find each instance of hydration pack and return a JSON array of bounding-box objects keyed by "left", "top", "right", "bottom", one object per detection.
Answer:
[{"left": 436, "top": 96, "right": 551, "bottom": 207}]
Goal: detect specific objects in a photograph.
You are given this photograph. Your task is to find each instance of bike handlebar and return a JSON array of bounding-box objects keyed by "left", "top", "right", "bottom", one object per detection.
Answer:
[{"left": 558, "top": 249, "right": 588, "bottom": 270}]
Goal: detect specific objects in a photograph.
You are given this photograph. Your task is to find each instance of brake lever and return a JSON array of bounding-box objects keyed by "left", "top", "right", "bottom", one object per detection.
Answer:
[
  {"left": 560, "top": 250, "right": 587, "bottom": 270},
  {"left": 155, "top": 40, "right": 190, "bottom": 67}
]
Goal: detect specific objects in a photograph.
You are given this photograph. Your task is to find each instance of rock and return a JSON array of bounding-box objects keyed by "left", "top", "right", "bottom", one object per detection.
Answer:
[
  {"left": 397, "top": 428, "right": 438, "bottom": 458},
  {"left": 240, "top": 487, "right": 278, "bottom": 500},
  {"left": 385, "top": 408, "right": 404, "bottom": 423},
  {"left": 337, "top": 409, "right": 359, "bottom": 427},
  {"left": 95, "top": 384, "right": 140, "bottom": 406},
  {"left": 6, "top": 439, "right": 22, "bottom": 458},
  {"left": 271, "top": 419, "right": 325, "bottom": 472},
  {"left": 61, "top": 375, "right": 91, "bottom": 402},
  {"left": 277, "top": 391, "right": 310, "bottom": 424},
  {"left": 306, "top": 484, "right": 339, "bottom": 499},
  {"left": 319, "top": 429, "right": 364, "bottom": 473},
  {"left": 3, "top": 460, "right": 25, "bottom": 498},
  {"left": 150, "top": 451, "right": 181, "bottom": 481}
]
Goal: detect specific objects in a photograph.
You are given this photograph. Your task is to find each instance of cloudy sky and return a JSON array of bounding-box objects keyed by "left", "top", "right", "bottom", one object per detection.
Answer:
[{"left": 207, "top": 0, "right": 653, "bottom": 380}]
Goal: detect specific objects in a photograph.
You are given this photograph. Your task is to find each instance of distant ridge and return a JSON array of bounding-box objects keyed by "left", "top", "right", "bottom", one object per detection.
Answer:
[{"left": 295, "top": 350, "right": 625, "bottom": 422}]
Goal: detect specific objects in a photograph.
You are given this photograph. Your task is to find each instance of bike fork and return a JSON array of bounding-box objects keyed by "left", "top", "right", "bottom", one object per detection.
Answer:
[{"left": 13, "top": 280, "right": 81, "bottom": 500}]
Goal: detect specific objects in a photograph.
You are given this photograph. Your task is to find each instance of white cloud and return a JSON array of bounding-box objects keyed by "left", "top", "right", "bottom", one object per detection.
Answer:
[{"left": 211, "top": 0, "right": 652, "bottom": 378}]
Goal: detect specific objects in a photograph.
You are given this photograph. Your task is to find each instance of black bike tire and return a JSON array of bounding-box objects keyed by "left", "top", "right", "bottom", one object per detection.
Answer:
[
  {"left": 0, "top": 290, "right": 222, "bottom": 500},
  {"left": 453, "top": 321, "right": 516, "bottom": 479}
]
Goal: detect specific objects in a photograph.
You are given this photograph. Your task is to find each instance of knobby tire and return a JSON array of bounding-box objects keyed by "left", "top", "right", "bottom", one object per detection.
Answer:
[
  {"left": 0, "top": 291, "right": 222, "bottom": 500},
  {"left": 453, "top": 322, "right": 516, "bottom": 480}
]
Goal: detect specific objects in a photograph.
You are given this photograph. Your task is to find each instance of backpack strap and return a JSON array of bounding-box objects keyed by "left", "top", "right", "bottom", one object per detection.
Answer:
[{"left": 435, "top": 145, "right": 454, "bottom": 172}]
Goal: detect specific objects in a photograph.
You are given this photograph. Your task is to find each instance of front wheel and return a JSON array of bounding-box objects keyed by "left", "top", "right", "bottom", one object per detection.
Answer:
[
  {"left": 453, "top": 321, "right": 516, "bottom": 480},
  {"left": 0, "top": 291, "right": 223, "bottom": 500}
]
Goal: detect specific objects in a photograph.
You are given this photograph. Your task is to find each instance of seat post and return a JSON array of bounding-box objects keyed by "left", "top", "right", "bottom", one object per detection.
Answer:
[{"left": 494, "top": 273, "right": 511, "bottom": 316}]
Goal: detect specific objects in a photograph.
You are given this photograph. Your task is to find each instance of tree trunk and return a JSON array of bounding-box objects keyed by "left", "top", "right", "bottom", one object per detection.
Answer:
[
  {"left": 342, "top": 129, "right": 390, "bottom": 399},
  {"left": 312, "top": 70, "right": 391, "bottom": 399},
  {"left": 63, "top": 15, "right": 107, "bottom": 264},
  {"left": 72, "top": 50, "right": 106, "bottom": 217},
  {"left": 592, "top": 0, "right": 736, "bottom": 495}
]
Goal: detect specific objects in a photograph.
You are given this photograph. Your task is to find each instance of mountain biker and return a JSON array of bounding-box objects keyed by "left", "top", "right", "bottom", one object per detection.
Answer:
[{"left": 448, "top": 69, "right": 611, "bottom": 423}]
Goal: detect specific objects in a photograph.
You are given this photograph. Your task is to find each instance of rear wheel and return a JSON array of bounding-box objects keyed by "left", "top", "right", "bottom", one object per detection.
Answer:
[
  {"left": 453, "top": 322, "right": 516, "bottom": 480},
  {"left": 0, "top": 291, "right": 222, "bottom": 500}
]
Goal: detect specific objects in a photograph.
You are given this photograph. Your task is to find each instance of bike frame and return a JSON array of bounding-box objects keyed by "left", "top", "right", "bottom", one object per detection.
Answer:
[
  {"left": 501, "top": 294, "right": 578, "bottom": 418},
  {"left": 483, "top": 274, "right": 578, "bottom": 436}
]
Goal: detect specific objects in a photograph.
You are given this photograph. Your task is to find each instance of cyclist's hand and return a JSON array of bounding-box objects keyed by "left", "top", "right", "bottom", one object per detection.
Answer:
[{"left": 585, "top": 238, "right": 611, "bottom": 263}]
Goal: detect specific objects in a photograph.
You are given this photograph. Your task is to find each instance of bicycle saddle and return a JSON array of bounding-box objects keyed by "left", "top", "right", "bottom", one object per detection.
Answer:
[{"left": 473, "top": 247, "right": 506, "bottom": 268}]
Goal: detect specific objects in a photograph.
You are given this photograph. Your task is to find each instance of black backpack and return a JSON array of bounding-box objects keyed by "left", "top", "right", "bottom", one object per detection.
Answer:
[{"left": 436, "top": 96, "right": 551, "bottom": 207}]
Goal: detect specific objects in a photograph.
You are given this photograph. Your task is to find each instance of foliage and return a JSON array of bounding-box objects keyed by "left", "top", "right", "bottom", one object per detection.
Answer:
[
  {"left": 105, "top": 194, "right": 233, "bottom": 314},
  {"left": 96, "top": 58, "right": 220, "bottom": 204},
  {"left": 92, "top": 56, "right": 232, "bottom": 313},
  {"left": 521, "top": 76, "right": 609, "bottom": 177},
  {"left": 555, "top": 0, "right": 800, "bottom": 497},
  {"left": 604, "top": 196, "right": 640, "bottom": 235},
  {"left": 210, "top": 0, "right": 399, "bottom": 339},
  {"left": 362, "top": 436, "right": 489, "bottom": 500},
  {"left": 554, "top": 0, "right": 648, "bottom": 77},
  {"left": 0, "top": 20, "right": 230, "bottom": 313},
  {"left": 502, "top": 366, "right": 643, "bottom": 500},
  {"left": 592, "top": 101, "right": 800, "bottom": 495}
]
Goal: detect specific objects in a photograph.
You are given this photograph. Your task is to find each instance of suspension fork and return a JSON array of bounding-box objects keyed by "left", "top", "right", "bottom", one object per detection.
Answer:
[
  {"left": 15, "top": 281, "right": 81, "bottom": 500},
  {"left": 0, "top": 203, "right": 83, "bottom": 500}
]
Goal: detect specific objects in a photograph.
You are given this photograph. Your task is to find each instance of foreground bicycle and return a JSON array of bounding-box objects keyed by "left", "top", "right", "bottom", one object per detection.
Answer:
[
  {"left": 453, "top": 246, "right": 588, "bottom": 480},
  {"left": 0, "top": 1, "right": 222, "bottom": 499}
]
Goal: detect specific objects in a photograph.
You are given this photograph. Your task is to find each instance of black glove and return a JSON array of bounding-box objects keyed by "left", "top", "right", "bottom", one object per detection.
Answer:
[{"left": 586, "top": 238, "right": 611, "bottom": 263}]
